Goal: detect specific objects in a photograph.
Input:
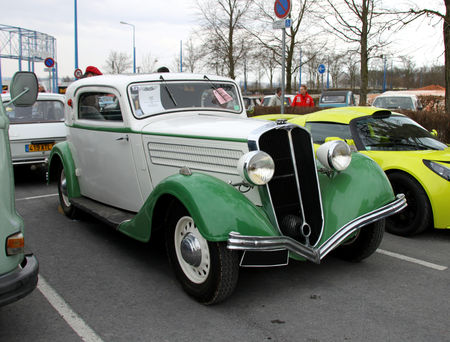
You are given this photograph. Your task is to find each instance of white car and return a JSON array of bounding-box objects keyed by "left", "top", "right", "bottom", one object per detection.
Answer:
[
  {"left": 2, "top": 92, "right": 66, "bottom": 166},
  {"left": 47, "top": 73, "right": 404, "bottom": 304},
  {"left": 262, "top": 94, "right": 294, "bottom": 106},
  {"left": 372, "top": 93, "right": 423, "bottom": 111}
]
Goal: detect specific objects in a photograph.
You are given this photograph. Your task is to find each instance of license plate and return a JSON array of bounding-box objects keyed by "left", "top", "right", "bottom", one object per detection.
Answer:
[{"left": 25, "top": 143, "right": 55, "bottom": 152}]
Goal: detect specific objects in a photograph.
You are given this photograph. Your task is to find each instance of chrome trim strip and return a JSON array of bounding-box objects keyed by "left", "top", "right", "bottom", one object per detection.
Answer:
[
  {"left": 228, "top": 194, "right": 407, "bottom": 265},
  {"left": 287, "top": 129, "right": 307, "bottom": 223}
]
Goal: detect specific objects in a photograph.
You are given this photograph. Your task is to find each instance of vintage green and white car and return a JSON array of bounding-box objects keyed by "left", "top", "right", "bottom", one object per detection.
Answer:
[{"left": 48, "top": 73, "right": 406, "bottom": 304}]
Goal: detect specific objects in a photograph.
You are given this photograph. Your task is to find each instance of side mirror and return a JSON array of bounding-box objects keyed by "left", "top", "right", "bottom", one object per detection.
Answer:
[
  {"left": 9, "top": 71, "right": 38, "bottom": 107},
  {"left": 430, "top": 129, "right": 438, "bottom": 137}
]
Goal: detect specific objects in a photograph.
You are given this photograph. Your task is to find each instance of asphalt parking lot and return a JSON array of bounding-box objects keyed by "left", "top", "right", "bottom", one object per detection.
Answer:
[{"left": 1, "top": 166, "right": 449, "bottom": 342}]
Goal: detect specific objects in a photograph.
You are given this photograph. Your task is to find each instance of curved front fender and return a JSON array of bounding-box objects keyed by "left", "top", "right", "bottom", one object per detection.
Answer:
[
  {"left": 318, "top": 152, "right": 395, "bottom": 245},
  {"left": 48, "top": 141, "right": 80, "bottom": 198},
  {"left": 118, "top": 173, "right": 279, "bottom": 242}
]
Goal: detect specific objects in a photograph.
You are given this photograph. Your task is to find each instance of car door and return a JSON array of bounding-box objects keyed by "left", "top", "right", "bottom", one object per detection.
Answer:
[{"left": 72, "top": 87, "right": 144, "bottom": 212}]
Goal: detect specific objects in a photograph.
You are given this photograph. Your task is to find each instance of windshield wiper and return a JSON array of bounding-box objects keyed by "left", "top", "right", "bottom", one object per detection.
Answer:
[
  {"left": 203, "top": 75, "right": 217, "bottom": 90},
  {"left": 160, "top": 75, "right": 177, "bottom": 106}
]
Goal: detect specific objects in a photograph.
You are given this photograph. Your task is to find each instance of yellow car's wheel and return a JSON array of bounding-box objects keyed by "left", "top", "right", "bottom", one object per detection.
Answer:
[{"left": 386, "top": 172, "right": 432, "bottom": 236}]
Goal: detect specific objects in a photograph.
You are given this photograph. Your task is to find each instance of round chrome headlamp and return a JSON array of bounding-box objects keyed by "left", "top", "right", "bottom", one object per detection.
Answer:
[
  {"left": 237, "top": 151, "right": 275, "bottom": 186},
  {"left": 316, "top": 140, "right": 352, "bottom": 171}
]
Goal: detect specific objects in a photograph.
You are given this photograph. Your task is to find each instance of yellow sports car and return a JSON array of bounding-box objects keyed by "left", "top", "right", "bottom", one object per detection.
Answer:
[{"left": 255, "top": 107, "right": 450, "bottom": 236}]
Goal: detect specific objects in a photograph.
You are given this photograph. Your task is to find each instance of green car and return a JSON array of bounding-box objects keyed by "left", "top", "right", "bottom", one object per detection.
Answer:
[{"left": 0, "top": 72, "right": 39, "bottom": 307}]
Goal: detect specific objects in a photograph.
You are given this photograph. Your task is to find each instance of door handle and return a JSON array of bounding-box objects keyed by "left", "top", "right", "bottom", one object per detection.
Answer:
[{"left": 116, "top": 134, "right": 129, "bottom": 142}]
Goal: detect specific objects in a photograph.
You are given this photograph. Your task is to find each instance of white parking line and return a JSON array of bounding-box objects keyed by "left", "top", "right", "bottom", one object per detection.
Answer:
[
  {"left": 377, "top": 249, "right": 448, "bottom": 271},
  {"left": 16, "top": 193, "right": 58, "bottom": 201},
  {"left": 37, "top": 276, "right": 104, "bottom": 342}
]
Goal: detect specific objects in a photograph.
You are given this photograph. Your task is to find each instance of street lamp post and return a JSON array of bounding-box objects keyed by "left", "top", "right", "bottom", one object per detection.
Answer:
[
  {"left": 74, "top": 0, "right": 78, "bottom": 70},
  {"left": 120, "top": 21, "right": 136, "bottom": 73}
]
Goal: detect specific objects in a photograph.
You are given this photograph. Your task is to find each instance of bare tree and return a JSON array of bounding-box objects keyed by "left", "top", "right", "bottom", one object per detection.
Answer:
[
  {"left": 140, "top": 53, "right": 158, "bottom": 73},
  {"left": 182, "top": 39, "right": 204, "bottom": 73},
  {"left": 196, "top": 0, "right": 253, "bottom": 79},
  {"left": 250, "top": 0, "right": 322, "bottom": 93},
  {"left": 398, "top": 1, "right": 450, "bottom": 112},
  {"left": 256, "top": 47, "right": 278, "bottom": 89},
  {"left": 342, "top": 53, "right": 359, "bottom": 90},
  {"left": 321, "top": 0, "right": 394, "bottom": 105},
  {"left": 104, "top": 51, "right": 132, "bottom": 74},
  {"left": 327, "top": 52, "right": 346, "bottom": 88}
]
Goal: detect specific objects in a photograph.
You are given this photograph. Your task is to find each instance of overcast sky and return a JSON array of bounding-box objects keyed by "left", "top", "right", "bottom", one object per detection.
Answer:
[{"left": 0, "top": 0, "right": 446, "bottom": 83}]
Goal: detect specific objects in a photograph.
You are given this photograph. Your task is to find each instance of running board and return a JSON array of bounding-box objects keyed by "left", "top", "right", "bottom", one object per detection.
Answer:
[{"left": 70, "top": 197, "right": 135, "bottom": 229}]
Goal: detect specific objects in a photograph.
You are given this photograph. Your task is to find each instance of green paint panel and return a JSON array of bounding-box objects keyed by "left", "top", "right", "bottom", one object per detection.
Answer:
[
  {"left": 0, "top": 97, "right": 25, "bottom": 273},
  {"left": 48, "top": 142, "right": 81, "bottom": 198},
  {"left": 317, "top": 152, "right": 395, "bottom": 245},
  {"left": 119, "top": 173, "right": 279, "bottom": 242}
]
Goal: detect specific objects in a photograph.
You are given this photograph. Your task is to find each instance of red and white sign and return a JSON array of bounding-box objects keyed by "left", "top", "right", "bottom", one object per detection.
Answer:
[
  {"left": 74, "top": 68, "right": 83, "bottom": 79},
  {"left": 274, "top": 0, "right": 291, "bottom": 19}
]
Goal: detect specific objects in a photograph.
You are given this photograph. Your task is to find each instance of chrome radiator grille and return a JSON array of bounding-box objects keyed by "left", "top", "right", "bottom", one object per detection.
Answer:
[
  {"left": 257, "top": 125, "right": 323, "bottom": 246},
  {"left": 147, "top": 142, "right": 243, "bottom": 175}
]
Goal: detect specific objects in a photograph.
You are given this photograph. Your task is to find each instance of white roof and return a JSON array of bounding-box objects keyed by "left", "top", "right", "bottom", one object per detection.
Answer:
[
  {"left": 1, "top": 92, "right": 65, "bottom": 102},
  {"left": 69, "top": 73, "right": 236, "bottom": 91}
]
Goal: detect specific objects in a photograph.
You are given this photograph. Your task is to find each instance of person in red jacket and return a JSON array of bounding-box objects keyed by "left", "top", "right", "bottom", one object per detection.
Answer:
[{"left": 291, "top": 84, "right": 314, "bottom": 107}]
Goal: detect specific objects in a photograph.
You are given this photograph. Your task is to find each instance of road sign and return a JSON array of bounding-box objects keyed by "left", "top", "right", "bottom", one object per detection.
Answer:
[
  {"left": 44, "top": 57, "right": 55, "bottom": 68},
  {"left": 273, "top": 18, "right": 292, "bottom": 29},
  {"left": 274, "top": 0, "right": 291, "bottom": 19},
  {"left": 318, "top": 64, "right": 326, "bottom": 74},
  {"left": 44, "top": 67, "right": 54, "bottom": 72},
  {"left": 74, "top": 68, "right": 83, "bottom": 79},
  {"left": 273, "top": 18, "right": 291, "bottom": 29}
]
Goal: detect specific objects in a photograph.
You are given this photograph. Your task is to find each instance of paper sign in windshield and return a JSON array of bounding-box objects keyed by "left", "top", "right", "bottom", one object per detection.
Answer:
[
  {"left": 137, "top": 85, "right": 164, "bottom": 115},
  {"left": 213, "top": 88, "right": 233, "bottom": 105}
]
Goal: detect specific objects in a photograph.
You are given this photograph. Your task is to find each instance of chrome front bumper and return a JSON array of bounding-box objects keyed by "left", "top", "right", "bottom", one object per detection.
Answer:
[{"left": 228, "top": 194, "right": 407, "bottom": 264}]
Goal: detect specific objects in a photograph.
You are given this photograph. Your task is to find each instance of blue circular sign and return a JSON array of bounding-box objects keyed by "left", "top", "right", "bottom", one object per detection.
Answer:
[
  {"left": 274, "top": 0, "right": 291, "bottom": 19},
  {"left": 318, "top": 64, "right": 326, "bottom": 74},
  {"left": 44, "top": 57, "right": 55, "bottom": 68}
]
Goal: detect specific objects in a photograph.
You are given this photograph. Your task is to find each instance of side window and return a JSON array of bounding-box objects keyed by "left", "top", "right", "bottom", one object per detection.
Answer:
[{"left": 78, "top": 92, "right": 122, "bottom": 121}]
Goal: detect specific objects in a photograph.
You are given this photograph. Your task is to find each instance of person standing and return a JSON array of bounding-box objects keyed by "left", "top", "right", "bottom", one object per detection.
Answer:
[
  {"left": 268, "top": 87, "right": 282, "bottom": 106},
  {"left": 291, "top": 84, "right": 314, "bottom": 107}
]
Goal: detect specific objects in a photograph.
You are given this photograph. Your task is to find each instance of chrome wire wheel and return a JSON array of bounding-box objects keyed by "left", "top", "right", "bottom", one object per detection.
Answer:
[{"left": 173, "top": 216, "right": 210, "bottom": 284}]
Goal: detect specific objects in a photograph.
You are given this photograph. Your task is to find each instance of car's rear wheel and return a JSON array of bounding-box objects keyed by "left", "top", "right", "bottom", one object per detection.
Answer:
[
  {"left": 58, "top": 167, "right": 77, "bottom": 218},
  {"left": 166, "top": 204, "right": 239, "bottom": 305},
  {"left": 386, "top": 172, "right": 431, "bottom": 236},
  {"left": 335, "top": 219, "right": 385, "bottom": 262}
]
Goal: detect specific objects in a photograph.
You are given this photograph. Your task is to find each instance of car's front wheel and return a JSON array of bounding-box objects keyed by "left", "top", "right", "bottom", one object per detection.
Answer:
[
  {"left": 166, "top": 204, "right": 239, "bottom": 305},
  {"left": 335, "top": 219, "right": 385, "bottom": 262},
  {"left": 386, "top": 172, "right": 431, "bottom": 236},
  {"left": 57, "top": 167, "right": 77, "bottom": 218}
]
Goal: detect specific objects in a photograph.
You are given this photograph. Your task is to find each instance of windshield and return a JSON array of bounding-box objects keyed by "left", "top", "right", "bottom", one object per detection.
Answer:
[
  {"left": 320, "top": 95, "right": 346, "bottom": 104},
  {"left": 128, "top": 80, "right": 242, "bottom": 117},
  {"left": 5, "top": 100, "right": 64, "bottom": 123},
  {"left": 305, "top": 122, "right": 353, "bottom": 144},
  {"left": 352, "top": 115, "right": 447, "bottom": 151},
  {"left": 373, "top": 96, "right": 414, "bottom": 110}
]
